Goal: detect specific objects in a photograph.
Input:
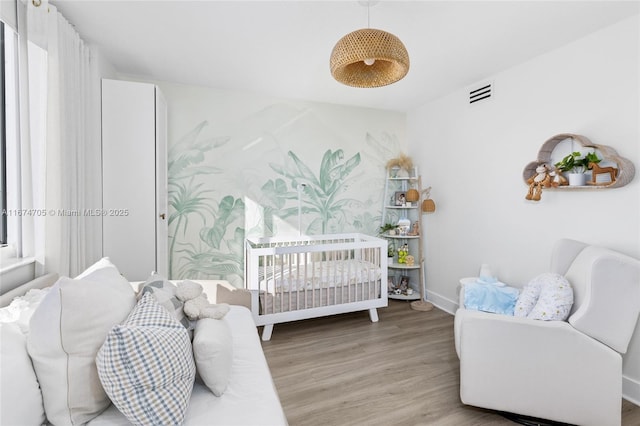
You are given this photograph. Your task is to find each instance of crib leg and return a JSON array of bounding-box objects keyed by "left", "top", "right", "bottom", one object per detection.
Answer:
[
  {"left": 261, "top": 324, "right": 274, "bottom": 341},
  {"left": 368, "top": 308, "right": 379, "bottom": 323}
]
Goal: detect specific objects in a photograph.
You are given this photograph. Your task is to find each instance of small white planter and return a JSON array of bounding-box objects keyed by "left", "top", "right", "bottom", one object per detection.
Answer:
[{"left": 568, "top": 173, "right": 587, "bottom": 186}]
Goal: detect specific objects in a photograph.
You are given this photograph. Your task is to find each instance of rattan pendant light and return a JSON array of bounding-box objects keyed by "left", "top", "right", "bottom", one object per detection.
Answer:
[{"left": 330, "top": 2, "right": 409, "bottom": 88}]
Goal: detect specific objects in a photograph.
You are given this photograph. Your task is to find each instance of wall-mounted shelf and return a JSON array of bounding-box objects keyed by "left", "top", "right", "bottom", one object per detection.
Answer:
[
  {"left": 384, "top": 234, "right": 420, "bottom": 240},
  {"left": 522, "top": 133, "right": 635, "bottom": 190}
]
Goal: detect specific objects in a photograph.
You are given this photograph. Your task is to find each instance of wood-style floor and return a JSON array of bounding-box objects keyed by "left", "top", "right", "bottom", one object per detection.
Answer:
[{"left": 261, "top": 300, "right": 640, "bottom": 426}]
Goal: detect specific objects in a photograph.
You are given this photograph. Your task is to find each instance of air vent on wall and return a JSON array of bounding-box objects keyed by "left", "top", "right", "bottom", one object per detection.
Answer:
[{"left": 469, "top": 82, "right": 493, "bottom": 105}]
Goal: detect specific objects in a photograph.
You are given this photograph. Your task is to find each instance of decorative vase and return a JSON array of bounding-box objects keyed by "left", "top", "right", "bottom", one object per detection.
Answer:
[
  {"left": 568, "top": 173, "right": 587, "bottom": 186},
  {"left": 397, "top": 217, "right": 410, "bottom": 236}
]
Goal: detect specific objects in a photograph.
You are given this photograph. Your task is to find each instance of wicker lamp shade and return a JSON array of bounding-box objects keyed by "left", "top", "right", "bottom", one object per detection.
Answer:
[{"left": 330, "top": 28, "right": 409, "bottom": 88}]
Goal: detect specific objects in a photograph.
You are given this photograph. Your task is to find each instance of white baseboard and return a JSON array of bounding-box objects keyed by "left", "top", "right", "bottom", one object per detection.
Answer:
[
  {"left": 426, "top": 290, "right": 458, "bottom": 315},
  {"left": 623, "top": 375, "right": 640, "bottom": 406}
]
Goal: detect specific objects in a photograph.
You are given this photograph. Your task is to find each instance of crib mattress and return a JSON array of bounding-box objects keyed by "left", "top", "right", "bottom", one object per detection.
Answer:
[{"left": 260, "top": 259, "right": 381, "bottom": 293}]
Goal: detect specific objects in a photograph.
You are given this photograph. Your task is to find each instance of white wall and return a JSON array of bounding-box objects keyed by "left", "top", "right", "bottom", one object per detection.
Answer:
[{"left": 408, "top": 15, "right": 640, "bottom": 402}]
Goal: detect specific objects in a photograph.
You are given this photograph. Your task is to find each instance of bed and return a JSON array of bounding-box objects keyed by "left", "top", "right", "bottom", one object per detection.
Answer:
[
  {"left": 245, "top": 233, "right": 388, "bottom": 341},
  {"left": 1, "top": 272, "right": 287, "bottom": 426}
]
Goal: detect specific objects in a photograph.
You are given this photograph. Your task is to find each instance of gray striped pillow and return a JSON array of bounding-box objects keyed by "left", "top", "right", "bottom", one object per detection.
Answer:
[
  {"left": 139, "top": 273, "right": 191, "bottom": 329},
  {"left": 97, "top": 292, "right": 195, "bottom": 425}
]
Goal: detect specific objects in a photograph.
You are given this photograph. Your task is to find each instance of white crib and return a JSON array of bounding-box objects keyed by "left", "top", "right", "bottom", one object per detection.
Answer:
[{"left": 245, "top": 233, "right": 388, "bottom": 341}]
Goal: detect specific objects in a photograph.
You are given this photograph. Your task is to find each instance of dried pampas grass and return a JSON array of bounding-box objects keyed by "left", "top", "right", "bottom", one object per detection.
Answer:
[{"left": 386, "top": 154, "right": 414, "bottom": 172}]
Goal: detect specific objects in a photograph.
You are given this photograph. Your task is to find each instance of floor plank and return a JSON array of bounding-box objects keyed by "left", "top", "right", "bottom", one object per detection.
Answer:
[{"left": 261, "top": 300, "right": 640, "bottom": 426}]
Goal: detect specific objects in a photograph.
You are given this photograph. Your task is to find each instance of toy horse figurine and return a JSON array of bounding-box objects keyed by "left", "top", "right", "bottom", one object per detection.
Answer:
[{"left": 589, "top": 162, "right": 618, "bottom": 184}]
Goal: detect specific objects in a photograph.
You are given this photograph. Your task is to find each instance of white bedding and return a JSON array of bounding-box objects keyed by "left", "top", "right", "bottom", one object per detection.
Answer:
[
  {"left": 262, "top": 259, "right": 382, "bottom": 292},
  {"left": 0, "top": 288, "right": 51, "bottom": 333},
  {"left": 1, "top": 274, "right": 286, "bottom": 426},
  {"left": 87, "top": 306, "right": 287, "bottom": 426}
]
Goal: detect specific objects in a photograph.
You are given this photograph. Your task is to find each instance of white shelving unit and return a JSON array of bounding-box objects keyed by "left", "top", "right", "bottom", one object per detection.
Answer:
[{"left": 381, "top": 175, "right": 425, "bottom": 303}]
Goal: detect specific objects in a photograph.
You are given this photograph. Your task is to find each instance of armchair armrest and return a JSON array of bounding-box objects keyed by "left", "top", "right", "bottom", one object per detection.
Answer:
[{"left": 454, "top": 308, "right": 622, "bottom": 425}]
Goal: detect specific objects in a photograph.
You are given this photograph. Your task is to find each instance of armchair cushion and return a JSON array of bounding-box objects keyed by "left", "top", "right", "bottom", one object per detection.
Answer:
[{"left": 566, "top": 246, "right": 640, "bottom": 354}]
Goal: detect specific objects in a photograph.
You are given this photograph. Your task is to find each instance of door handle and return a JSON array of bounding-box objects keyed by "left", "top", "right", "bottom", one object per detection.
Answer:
[{"left": 159, "top": 213, "right": 166, "bottom": 220}]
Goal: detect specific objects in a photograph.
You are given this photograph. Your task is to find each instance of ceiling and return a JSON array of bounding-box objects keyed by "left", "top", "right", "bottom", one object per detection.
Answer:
[{"left": 52, "top": 1, "right": 639, "bottom": 112}]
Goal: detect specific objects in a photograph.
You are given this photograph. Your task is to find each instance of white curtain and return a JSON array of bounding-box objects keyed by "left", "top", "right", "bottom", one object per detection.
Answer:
[{"left": 18, "top": 0, "right": 102, "bottom": 276}]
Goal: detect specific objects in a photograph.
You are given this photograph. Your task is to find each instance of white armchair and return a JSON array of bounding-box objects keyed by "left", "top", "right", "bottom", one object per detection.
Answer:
[{"left": 454, "top": 239, "right": 640, "bottom": 426}]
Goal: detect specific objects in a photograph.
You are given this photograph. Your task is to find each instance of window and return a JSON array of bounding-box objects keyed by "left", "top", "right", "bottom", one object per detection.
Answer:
[
  {"left": 0, "top": 21, "right": 19, "bottom": 250},
  {"left": 1, "top": 21, "right": 7, "bottom": 245}
]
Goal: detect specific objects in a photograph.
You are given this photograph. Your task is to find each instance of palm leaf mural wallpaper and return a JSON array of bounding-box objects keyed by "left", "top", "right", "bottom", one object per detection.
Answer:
[
  {"left": 162, "top": 83, "right": 405, "bottom": 286},
  {"left": 168, "top": 121, "right": 246, "bottom": 286},
  {"left": 267, "top": 149, "right": 361, "bottom": 235}
]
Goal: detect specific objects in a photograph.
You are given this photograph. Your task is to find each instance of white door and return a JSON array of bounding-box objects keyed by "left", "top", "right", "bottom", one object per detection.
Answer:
[
  {"left": 155, "top": 88, "right": 169, "bottom": 277},
  {"left": 102, "top": 79, "right": 157, "bottom": 281}
]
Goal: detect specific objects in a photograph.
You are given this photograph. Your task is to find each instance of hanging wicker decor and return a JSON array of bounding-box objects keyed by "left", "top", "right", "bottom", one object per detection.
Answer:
[
  {"left": 330, "top": 28, "right": 410, "bottom": 88},
  {"left": 406, "top": 188, "right": 419, "bottom": 202},
  {"left": 421, "top": 187, "right": 436, "bottom": 213},
  {"left": 421, "top": 199, "right": 436, "bottom": 213}
]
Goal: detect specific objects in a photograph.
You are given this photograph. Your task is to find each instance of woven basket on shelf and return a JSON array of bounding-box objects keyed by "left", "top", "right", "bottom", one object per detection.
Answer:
[{"left": 406, "top": 188, "right": 419, "bottom": 202}]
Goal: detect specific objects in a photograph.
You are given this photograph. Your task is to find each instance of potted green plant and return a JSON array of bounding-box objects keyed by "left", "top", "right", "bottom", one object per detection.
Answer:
[
  {"left": 554, "top": 151, "right": 600, "bottom": 186},
  {"left": 379, "top": 223, "right": 398, "bottom": 236}
]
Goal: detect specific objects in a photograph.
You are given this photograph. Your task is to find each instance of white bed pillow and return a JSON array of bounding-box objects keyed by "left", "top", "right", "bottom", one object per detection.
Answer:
[
  {"left": 27, "top": 258, "right": 136, "bottom": 426},
  {"left": 97, "top": 292, "right": 195, "bottom": 425},
  {"left": 193, "top": 318, "right": 233, "bottom": 396},
  {"left": 0, "top": 323, "right": 46, "bottom": 426},
  {"left": 528, "top": 273, "right": 573, "bottom": 321},
  {"left": 75, "top": 256, "right": 118, "bottom": 280}
]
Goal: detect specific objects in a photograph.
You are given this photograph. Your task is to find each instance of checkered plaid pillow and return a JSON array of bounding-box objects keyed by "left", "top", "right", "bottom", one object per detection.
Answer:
[
  {"left": 97, "top": 292, "right": 195, "bottom": 426},
  {"left": 138, "top": 273, "right": 191, "bottom": 329}
]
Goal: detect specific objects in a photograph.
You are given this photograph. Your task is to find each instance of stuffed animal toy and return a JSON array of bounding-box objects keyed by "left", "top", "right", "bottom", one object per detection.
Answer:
[
  {"left": 176, "top": 280, "right": 230, "bottom": 320},
  {"left": 549, "top": 169, "right": 567, "bottom": 186},
  {"left": 397, "top": 243, "right": 409, "bottom": 264},
  {"left": 526, "top": 164, "right": 554, "bottom": 201}
]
